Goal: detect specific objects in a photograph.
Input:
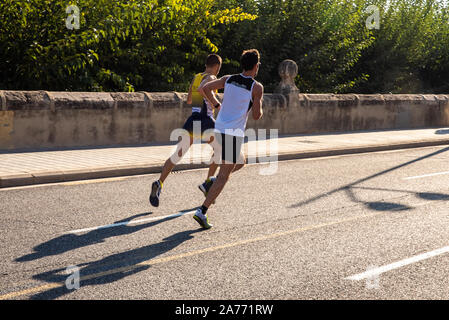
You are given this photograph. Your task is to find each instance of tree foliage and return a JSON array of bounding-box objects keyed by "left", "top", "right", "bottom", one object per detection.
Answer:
[
  {"left": 0, "top": 0, "right": 256, "bottom": 91},
  {"left": 353, "top": 0, "right": 449, "bottom": 93},
  {"left": 213, "top": 0, "right": 374, "bottom": 93},
  {"left": 0, "top": 0, "right": 448, "bottom": 93}
]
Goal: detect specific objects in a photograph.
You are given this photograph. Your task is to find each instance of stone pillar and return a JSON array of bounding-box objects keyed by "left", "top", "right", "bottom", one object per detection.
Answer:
[{"left": 276, "top": 59, "right": 299, "bottom": 95}]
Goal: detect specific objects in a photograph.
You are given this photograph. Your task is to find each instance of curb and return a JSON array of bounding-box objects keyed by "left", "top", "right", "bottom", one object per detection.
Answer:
[{"left": 1, "top": 139, "right": 449, "bottom": 188}]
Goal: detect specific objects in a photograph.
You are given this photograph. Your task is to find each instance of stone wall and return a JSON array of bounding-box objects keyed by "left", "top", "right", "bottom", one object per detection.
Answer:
[
  {"left": 248, "top": 93, "right": 449, "bottom": 134},
  {"left": 1, "top": 89, "right": 448, "bottom": 151}
]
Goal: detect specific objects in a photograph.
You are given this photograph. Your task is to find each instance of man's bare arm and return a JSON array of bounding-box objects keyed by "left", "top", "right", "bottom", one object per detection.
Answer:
[
  {"left": 198, "top": 76, "right": 229, "bottom": 108},
  {"left": 251, "top": 82, "right": 264, "bottom": 120},
  {"left": 199, "top": 74, "right": 217, "bottom": 89}
]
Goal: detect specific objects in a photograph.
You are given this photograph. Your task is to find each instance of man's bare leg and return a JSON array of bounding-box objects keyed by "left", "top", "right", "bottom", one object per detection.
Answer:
[
  {"left": 203, "top": 163, "right": 236, "bottom": 208},
  {"left": 232, "top": 151, "right": 246, "bottom": 173},
  {"left": 206, "top": 161, "right": 219, "bottom": 180},
  {"left": 204, "top": 135, "right": 219, "bottom": 180},
  {"left": 203, "top": 152, "right": 245, "bottom": 207},
  {"left": 159, "top": 135, "right": 193, "bottom": 184},
  {"left": 193, "top": 163, "right": 235, "bottom": 229},
  {"left": 207, "top": 149, "right": 245, "bottom": 181},
  {"left": 150, "top": 134, "right": 192, "bottom": 207},
  {"left": 200, "top": 149, "right": 245, "bottom": 199}
]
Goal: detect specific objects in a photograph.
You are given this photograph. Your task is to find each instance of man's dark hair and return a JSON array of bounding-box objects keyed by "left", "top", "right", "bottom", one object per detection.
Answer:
[
  {"left": 240, "top": 49, "right": 260, "bottom": 71},
  {"left": 206, "top": 54, "right": 222, "bottom": 67}
]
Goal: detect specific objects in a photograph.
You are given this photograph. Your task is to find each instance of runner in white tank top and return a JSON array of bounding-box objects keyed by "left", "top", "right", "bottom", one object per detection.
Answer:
[
  {"left": 214, "top": 73, "right": 256, "bottom": 137},
  {"left": 193, "top": 49, "right": 264, "bottom": 229}
]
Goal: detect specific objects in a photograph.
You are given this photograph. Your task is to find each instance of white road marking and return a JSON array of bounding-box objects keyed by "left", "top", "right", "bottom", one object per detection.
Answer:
[
  {"left": 346, "top": 245, "right": 449, "bottom": 281},
  {"left": 66, "top": 209, "right": 197, "bottom": 234},
  {"left": 403, "top": 171, "right": 449, "bottom": 180}
]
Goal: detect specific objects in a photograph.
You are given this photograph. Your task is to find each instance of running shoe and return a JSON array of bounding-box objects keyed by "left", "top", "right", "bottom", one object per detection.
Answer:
[
  {"left": 149, "top": 180, "right": 162, "bottom": 207},
  {"left": 198, "top": 177, "right": 216, "bottom": 197},
  {"left": 193, "top": 208, "right": 213, "bottom": 229}
]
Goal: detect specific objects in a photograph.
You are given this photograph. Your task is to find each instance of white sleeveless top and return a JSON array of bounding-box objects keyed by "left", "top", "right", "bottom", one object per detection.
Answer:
[{"left": 215, "top": 74, "right": 256, "bottom": 137}]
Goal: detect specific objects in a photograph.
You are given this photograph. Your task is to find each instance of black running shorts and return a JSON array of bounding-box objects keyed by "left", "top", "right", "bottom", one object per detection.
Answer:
[{"left": 215, "top": 132, "right": 244, "bottom": 164}]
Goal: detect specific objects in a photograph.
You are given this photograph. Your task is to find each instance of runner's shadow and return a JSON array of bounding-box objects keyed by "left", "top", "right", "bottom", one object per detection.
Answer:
[
  {"left": 16, "top": 208, "right": 198, "bottom": 262},
  {"left": 30, "top": 228, "right": 203, "bottom": 300}
]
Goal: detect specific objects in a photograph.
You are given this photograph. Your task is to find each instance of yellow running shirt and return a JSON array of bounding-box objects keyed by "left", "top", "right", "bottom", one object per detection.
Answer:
[{"left": 190, "top": 73, "right": 216, "bottom": 117}]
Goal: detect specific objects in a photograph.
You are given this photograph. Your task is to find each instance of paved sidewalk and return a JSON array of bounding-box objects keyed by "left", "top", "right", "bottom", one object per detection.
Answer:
[{"left": 1, "top": 128, "right": 449, "bottom": 188}]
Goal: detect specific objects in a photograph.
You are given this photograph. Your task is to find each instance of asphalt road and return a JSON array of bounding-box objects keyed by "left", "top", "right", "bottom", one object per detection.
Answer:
[{"left": 1, "top": 145, "right": 449, "bottom": 300}]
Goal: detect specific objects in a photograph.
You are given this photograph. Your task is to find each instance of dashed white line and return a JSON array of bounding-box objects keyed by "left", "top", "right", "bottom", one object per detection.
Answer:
[
  {"left": 404, "top": 171, "right": 449, "bottom": 180},
  {"left": 346, "top": 245, "right": 449, "bottom": 281}
]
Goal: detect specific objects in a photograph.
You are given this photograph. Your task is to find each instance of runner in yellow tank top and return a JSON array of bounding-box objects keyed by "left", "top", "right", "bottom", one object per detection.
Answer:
[
  {"left": 149, "top": 54, "right": 222, "bottom": 208},
  {"left": 188, "top": 73, "right": 218, "bottom": 121},
  {"left": 190, "top": 73, "right": 208, "bottom": 113}
]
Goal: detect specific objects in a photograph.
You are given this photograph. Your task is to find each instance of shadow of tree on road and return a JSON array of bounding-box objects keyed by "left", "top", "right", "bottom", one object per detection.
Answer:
[{"left": 289, "top": 146, "right": 449, "bottom": 212}]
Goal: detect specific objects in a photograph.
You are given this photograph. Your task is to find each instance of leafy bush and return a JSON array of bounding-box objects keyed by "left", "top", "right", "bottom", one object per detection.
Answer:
[
  {"left": 0, "top": 0, "right": 447, "bottom": 93},
  {"left": 354, "top": 0, "right": 449, "bottom": 93},
  {"left": 0, "top": 0, "right": 256, "bottom": 91}
]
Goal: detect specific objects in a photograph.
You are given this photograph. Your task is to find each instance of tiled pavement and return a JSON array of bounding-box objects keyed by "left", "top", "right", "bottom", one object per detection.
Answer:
[{"left": 1, "top": 128, "right": 449, "bottom": 187}]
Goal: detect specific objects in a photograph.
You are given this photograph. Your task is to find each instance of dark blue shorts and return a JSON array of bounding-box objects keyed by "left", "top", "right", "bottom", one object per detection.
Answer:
[{"left": 182, "top": 112, "right": 215, "bottom": 138}]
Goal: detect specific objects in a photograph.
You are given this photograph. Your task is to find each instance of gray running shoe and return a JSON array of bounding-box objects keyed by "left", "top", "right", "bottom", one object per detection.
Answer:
[{"left": 193, "top": 208, "right": 213, "bottom": 229}]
